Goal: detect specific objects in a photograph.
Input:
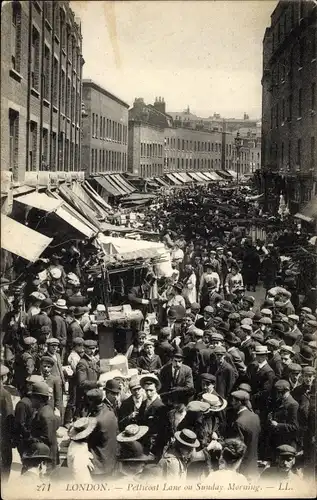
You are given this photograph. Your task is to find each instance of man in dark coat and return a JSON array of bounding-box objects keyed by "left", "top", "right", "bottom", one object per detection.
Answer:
[
  {"left": 51, "top": 299, "right": 68, "bottom": 361},
  {"left": 29, "top": 381, "right": 59, "bottom": 467},
  {"left": 0, "top": 365, "right": 14, "bottom": 483},
  {"left": 211, "top": 345, "right": 237, "bottom": 399},
  {"left": 76, "top": 339, "right": 102, "bottom": 416},
  {"left": 159, "top": 347, "right": 194, "bottom": 398},
  {"left": 86, "top": 386, "right": 119, "bottom": 478},
  {"left": 227, "top": 390, "right": 261, "bottom": 479},
  {"left": 39, "top": 356, "right": 63, "bottom": 417},
  {"left": 267, "top": 339, "right": 284, "bottom": 378},
  {"left": 137, "top": 340, "right": 162, "bottom": 374},
  {"left": 13, "top": 337, "right": 37, "bottom": 394},
  {"left": 27, "top": 298, "right": 53, "bottom": 342},
  {"left": 118, "top": 376, "right": 146, "bottom": 431},
  {"left": 155, "top": 327, "right": 174, "bottom": 366},
  {"left": 246, "top": 345, "right": 276, "bottom": 416},
  {"left": 66, "top": 307, "right": 85, "bottom": 347},
  {"left": 45, "top": 338, "right": 65, "bottom": 390},
  {"left": 137, "top": 374, "right": 168, "bottom": 458},
  {"left": 268, "top": 379, "right": 299, "bottom": 450}
]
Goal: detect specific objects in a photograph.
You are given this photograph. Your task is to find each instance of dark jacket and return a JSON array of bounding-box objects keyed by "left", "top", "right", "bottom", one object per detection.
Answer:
[
  {"left": 43, "top": 374, "right": 63, "bottom": 413},
  {"left": 228, "top": 408, "right": 261, "bottom": 477},
  {"left": 46, "top": 352, "right": 65, "bottom": 389},
  {"left": 76, "top": 353, "right": 100, "bottom": 405},
  {"left": 67, "top": 320, "right": 84, "bottom": 344},
  {"left": 13, "top": 396, "right": 33, "bottom": 450},
  {"left": 28, "top": 313, "right": 52, "bottom": 342},
  {"left": 87, "top": 403, "right": 118, "bottom": 476},
  {"left": 268, "top": 352, "right": 284, "bottom": 378},
  {"left": 227, "top": 347, "right": 247, "bottom": 375},
  {"left": 155, "top": 340, "right": 174, "bottom": 366},
  {"left": 137, "top": 396, "right": 168, "bottom": 457},
  {"left": 159, "top": 363, "right": 194, "bottom": 395},
  {"left": 137, "top": 354, "right": 162, "bottom": 373},
  {"left": 0, "top": 385, "right": 14, "bottom": 474},
  {"left": 247, "top": 361, "right": 276, "bottom": 413},
  {"left": 118, "top": 395, "right": 144, "bottom": 431},
  {"left": 13, "top": 351, "right": 36, "bottom": 392},
  {"left": 30, "top": 403, "right": 59, "bottom": 466},
  {"left": 51, "top": 314, "right": 67, "bottom": 345},
  {"left": 270, "top": 394, "right": 299, "bottom": 448},
  {"left": 213, "top": 360, "right": 237, "bottom": 398}
]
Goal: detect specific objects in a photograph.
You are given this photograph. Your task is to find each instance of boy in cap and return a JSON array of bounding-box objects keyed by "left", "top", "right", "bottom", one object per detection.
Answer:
[
  {"left": 75, "top": 339, "right": 101, "bottom": 417},
  {"left": 39, "top": 355, "right": 63, "bottom": 419},
  {"left": 118, "top": 376, "right": 146, "bottom": 431},
  {"left": 137, "top": 340, "right": 162, "bottom": 374},
  {"left": 13, "top": 337, "right": 37, "bottom": 394}
]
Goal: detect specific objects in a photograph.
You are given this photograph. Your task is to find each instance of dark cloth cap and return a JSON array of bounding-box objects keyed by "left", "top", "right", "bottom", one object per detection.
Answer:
[
  {"left": 276, "top": 445, "right": 297, "bottom": 457},
  {"left": 302, "top": 366, "right": 315, "bottom": 375},
  {"left": 84, "top": 339, "right": 97, "bottom": 348},
  {"left": 221, "top": 301, "right": 234, "bottom": 312},
  {"left": 73, "top": 337, "right": 84, "bottom": 345},
  {"left": 275, "top": 379, "right": 290, "bottom": 391},
  {"left": 41, "top": 298, "right": 53, "bottom": 309},
  {"left": 46, "top": 338, "right": 60, "bottom": 345},
  {"left": 200, "top": 373, "right": 216, "bottom": 383},
  {"left": 86, "top": 389, "right": 104, "bottom": 402},
  {"left": 229, "top": 312, "right": 240, "bottom": 320},
  {"left": 105, "top": 379, "right": 121, "bottom": 394},
  {"left": 40, "top": 356, "right": 55, "bottom": 366},
  {"left": 266, "top": 338, "right": 280, "bottom": 349},
  {"left": 287, "top": 363, "right": 302, "bottom": 373},
  {"left": 173, "top": 347, "right": 184, "bottom": 359},
  {"left": 231, "top": 390, "right": 250, "bottom": 402},
  {"left": 238, "top": 383, "right": 252, "bottom": 393}
]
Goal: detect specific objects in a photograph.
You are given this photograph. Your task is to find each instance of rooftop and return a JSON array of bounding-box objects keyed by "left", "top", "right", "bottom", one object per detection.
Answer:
[{"left": 82, "top": 79, "right": 130, "bottom": 109}]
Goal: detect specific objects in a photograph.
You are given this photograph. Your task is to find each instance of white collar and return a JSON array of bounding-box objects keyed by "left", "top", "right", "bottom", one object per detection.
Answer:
[{"left": 257, "top": 360, "right": 267, "bottom": 369}]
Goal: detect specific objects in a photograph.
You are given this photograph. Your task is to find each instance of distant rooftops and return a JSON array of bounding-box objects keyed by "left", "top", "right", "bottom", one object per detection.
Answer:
[{"left": 82, "top": 79, "right": 130, "bottom": 109}]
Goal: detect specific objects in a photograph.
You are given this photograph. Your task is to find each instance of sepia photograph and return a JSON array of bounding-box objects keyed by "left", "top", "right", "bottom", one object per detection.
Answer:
[{"left": 0, "top": 0, "right": 316, "bottom": 499}]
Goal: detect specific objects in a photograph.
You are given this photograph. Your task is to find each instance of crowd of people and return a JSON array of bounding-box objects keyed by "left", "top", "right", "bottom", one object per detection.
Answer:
[{"left": 0, "top": 183, "right": 316, "bottom": 490}]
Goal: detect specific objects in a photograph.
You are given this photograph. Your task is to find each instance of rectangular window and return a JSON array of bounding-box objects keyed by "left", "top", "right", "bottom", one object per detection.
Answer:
[
  {"left": 9, "top": 109, "right": 19, "bottom": 174},
  {"left": 31, "top": 27, "right": 40, "bottom": 90},
  {"left": 51, "top": 131, "right": 57, "bottom": 169},
  {"left": 99, "top": 149, "right": 102, "bottom": 170},
  {"left": 41, "top": 128, "right": 48, "bottom": 168},
  {"left": 312, "top": 82, "right": 316, "bottom": 110},
  {"left": 44, "top": 2, "right": 52, "bottom": 24},
  {"left": 61, "top": 69, "right": 66, "bottom": 113},
  {"left": 54, "top": 4, "right": 60, "bottom": 38},
  {"left": 91, "top": 149, "right": 94, "bottom": 172},
  {"left": 100, "top": 116, "right": 103, "bottom": 140},
  {"left": 311, "top": 137, "right": 315, "bottom": 168},
  {"left": 67, "top": 78, "right": 71, "bottom": 116},
  {"left": 95, "top": 114, "right": 98, "bottom": 139},
  {"left": 297, "top": 139, "right": 301, "bottom": 165},
  {"left": 60, "top": 9, "right": 66, "bottom": 49},
  {"left": 299, "top": 38, "right": 305, "bottom": 67},
  {"left": 43, "top": 45, "right": 50, "bottom": 100},
  {"left": 30, "top": 121, "right": 37, "bottom": 171},
  {"left": 53, "top": 58, "right": 58, "bottom": 106},
  {"left": 103, "top": 117, "right": 106, "bottom": 140},
  {"left": 298, "top": 88, "right": 302, "bottom": 117},
  {"left": 11, "top": 2, "right": 21, "bottom": 72},
  {"left": 64, "top": 139, "right": 69, "bottom": 170}
]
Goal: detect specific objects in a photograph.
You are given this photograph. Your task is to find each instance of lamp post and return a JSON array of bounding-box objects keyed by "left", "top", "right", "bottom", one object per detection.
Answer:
[{"left": 235, "top": 132, "right": 243, "bottom": 185}]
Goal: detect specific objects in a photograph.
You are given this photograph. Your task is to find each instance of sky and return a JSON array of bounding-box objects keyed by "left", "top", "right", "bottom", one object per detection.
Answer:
[{"left": 71, "top": 0, "right": 277, "bottom": 119}]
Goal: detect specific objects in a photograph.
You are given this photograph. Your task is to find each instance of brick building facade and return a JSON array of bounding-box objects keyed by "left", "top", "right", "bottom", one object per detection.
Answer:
[
  {"left": 128, "top": 121, "right": 164, "bottom": 178},
  {"left": 81, "top": 80, "right": 129, "bottom": 174},
  {"left": 1, "top": 0, "right": 83, "bottom": 183},
  {"left": 261, "top": 0, "right": 316, "bottom": 213}
]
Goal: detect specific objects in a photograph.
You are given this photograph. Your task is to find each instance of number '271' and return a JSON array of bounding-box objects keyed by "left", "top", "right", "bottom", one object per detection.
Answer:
[{"left": 36, "top": 484, "right": 51, "bottom": 491}]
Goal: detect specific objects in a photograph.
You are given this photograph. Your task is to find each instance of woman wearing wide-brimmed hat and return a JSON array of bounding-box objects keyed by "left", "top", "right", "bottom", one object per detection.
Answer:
[
  {"left": 158, "top": 428, "right": 200, "bottom": 479},
  {"left": 67, "top": 417, "right": 96, "bottom": 482}
]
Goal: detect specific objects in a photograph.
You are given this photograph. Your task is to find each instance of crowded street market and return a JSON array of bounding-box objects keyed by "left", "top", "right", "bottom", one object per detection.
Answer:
[{"left": 1, "top": 175, "right": 317, "bottom": 490}]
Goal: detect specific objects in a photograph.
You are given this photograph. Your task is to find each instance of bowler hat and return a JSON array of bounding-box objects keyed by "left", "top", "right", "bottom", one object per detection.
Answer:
[
  {"left": 105, "top": 379, "right": 121, "bottom": 394},
  {"left": 301, "top": 307, "right": 312, "bottom": 314},
  {"left": 22, "top": 442, "right": 52, "bottom": 462}
]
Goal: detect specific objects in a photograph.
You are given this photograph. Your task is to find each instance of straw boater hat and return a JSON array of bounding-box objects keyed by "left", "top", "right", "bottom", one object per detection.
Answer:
[
  {"left": 117, "top": 424, "right": 149, "bottom": 443},
  {"left": 174, "top": 429, "right": 200, "bottom": 448},
  {"left": 201, "top": 393, "right": 228, "bottom": 412},
  {"left": 68, "top": 417, "right": 97, "bottom": 441},
  {"left": 54, "top": 299, "right": 68, "bottom": 310}
]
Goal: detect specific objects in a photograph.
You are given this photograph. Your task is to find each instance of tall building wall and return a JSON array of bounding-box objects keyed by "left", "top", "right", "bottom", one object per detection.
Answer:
[{"left": 1, "top": 0, "right": 83, "bottom": 183}]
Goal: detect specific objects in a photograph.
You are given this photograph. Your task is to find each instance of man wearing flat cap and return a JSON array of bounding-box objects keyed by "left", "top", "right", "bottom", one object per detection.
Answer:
[
  {"left": 39, "top": 356, "right": 63, "bottom": 419},
  {"left": 76, "top": 339, "right": 102, "bottom": 417},
  {"left": 86, "top": 387, "right": 119, "bottom": 478},
  {"left": 46, "top": 337, "right": 65, "bottom": 390},
  {"left": 267, "top": 339, "right": 284, "bottom": 378},
  {"left": 159, "top": 347, "right": 194, "bottom": 397},
  {"left": 28, "top": 298, "right": 53, "bottom": 342},
  {"left": 268, "top": 379, "right": 299, "bottom": 450},
  {"left": 13, "top": 337, "right": 37, "bottom": 394},
  {"left": 246, "top": 345, "right": 276, "bottom": 420},
  {"left": 212, "top": 345, "right": 237, "bottom": 399},
  {"left": 226, "top": 390, "right": 261, "bottom": 479}
]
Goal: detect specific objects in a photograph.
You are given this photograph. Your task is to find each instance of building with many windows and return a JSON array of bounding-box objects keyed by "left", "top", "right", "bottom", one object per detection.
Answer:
[
  {"left": 261, "top": 0, "right": 316, "bottom": 213},
  {"left": 81, "top": 80, "right": 129, "bottom": 174},
  {"left": 1, "top": 0, "right": 83, "bottom": 183}
]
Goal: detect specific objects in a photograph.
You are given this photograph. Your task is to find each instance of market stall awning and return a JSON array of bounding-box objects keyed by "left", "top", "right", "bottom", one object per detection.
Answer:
[
  {"left": 83, "top": 181, "right": 113, "bottom": 212},
  {"left": 111, "top": 174, "right": 136, "bottom": 194},
  {"left": 155, "top": 177, "right": 170, "bottom": 188},
  {"left": 203, "top": 171, "right": 221, "bottom": 181},
  {"left": 227, "top": 170, "right": 237, "bottom": 178},
  {"left": 195, "top": 172, "right": 209, "bottom": 182},
  {"left": 188, "top": 172, "right": 203, "bottom": 182},
  {"left": 71, "top": 182, "right": 108, "bottom": 219},
  {"left": 1, "top": 214, "right": 52, "bottom": 262},
  {"left": 48, "top": 191, "right": 98, "bottom": 237},
  {"left": 197, "top": 172, "right": 211, "bottom": 181},
  {"left": 104, "top": 175, "right": 128, "bottom": 196},
  {"left": 172, "top": 172, "right": 187, "bottom": 184},
  {"left": 216, "top": 169, "right": 232, "bottom": 179},
  {"left": 15, "top": 191, "right": 62, "bottom": 212},
  {"left": 58, "top": 184, "right": 103, "bottom": 229},
  {"left": 94, "top": 176, "right": 122, "bottom": 197},
  {"left": 98, "top": 234, "right": 169, "bottom": 261},
  {"left": 165, "top": 173, "right": 182, "bottom": 185}
]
